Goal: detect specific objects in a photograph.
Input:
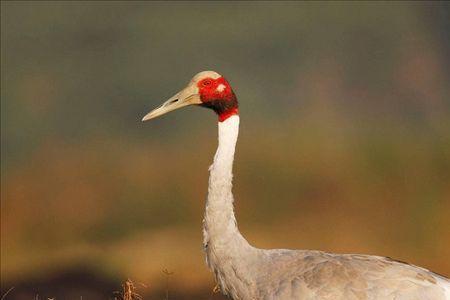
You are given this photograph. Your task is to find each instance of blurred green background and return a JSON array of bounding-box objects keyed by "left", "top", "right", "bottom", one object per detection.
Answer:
[{"left": 2, "top": 1, "right": 450, "bottom": 299}]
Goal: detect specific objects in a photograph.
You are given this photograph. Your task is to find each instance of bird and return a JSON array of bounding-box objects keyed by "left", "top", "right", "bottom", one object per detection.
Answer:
[{"left": 142, "top": 71, "right": 450, "bottom": 300}]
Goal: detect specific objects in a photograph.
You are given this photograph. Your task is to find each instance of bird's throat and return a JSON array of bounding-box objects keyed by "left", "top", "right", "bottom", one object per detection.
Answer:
[
  {"left": 200, "top": 91, "right": 239, "bottom": 122},
  {"left": 218, "top": 107, "right": 239, "bottom": 122}
]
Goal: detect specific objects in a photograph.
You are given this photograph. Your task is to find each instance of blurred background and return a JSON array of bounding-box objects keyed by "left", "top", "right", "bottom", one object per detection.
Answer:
[{"left": 2, "top": 1, "right": 450, "bottom": 299}]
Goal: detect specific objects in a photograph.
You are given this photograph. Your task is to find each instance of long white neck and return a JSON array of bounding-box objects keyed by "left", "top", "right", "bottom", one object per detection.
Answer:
[{"left": 202, "top": 115, "right": 254, "bottom": 296}]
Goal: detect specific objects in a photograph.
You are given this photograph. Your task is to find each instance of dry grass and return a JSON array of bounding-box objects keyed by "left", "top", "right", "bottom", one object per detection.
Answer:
[
  {"left": 0, "top": 287, "right": 15, "bottom": 300},
  {"left": 110, "top": 271, "right": 223, "bottom": 300},
  {"left": 114, "top": 279, "right": 145, "bottom": 300}
]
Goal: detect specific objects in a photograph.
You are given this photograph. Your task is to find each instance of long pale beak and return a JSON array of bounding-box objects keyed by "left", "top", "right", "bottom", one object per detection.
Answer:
[{"left": 142, "top": 85, "right": 201, "bottom": 121}]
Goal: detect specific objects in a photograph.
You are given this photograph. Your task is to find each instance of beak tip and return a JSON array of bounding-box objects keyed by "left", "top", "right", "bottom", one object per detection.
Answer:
[{"left": 142, "top": 113, "right": 153, "bottom": 122}]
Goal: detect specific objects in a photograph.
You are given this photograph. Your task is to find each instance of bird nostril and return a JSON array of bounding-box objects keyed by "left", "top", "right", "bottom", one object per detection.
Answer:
[{"left": 168, "top": 98, "right": 178, "bottom": 104}]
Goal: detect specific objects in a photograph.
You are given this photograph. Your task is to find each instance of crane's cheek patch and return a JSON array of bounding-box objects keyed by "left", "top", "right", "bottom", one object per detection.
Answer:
[{"left": 216, "top": 84, "right": 226, "bottom": 92}]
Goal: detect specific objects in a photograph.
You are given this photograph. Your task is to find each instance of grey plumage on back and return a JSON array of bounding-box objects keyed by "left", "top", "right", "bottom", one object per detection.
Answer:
[{"left": 251, "top": 249, "right": 449, "bottom": 300}]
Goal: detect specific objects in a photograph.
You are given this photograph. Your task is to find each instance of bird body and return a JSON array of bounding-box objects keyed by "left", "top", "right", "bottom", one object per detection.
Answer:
[{"left": 142, "top": 71, "right": 450, "bottom": 300}]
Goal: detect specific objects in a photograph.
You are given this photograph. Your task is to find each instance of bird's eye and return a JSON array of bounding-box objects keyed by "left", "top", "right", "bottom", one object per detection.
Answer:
[{"left": 203, "top": 80, "right": 212, "bottom": 86}]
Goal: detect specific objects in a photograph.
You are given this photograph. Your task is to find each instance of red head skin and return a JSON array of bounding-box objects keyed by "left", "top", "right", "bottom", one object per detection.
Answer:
[{"left": 197, "top": 77, "right": 239, "bottom": 122}]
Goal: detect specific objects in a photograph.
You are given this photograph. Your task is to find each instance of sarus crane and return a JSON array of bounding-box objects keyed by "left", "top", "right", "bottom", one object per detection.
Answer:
[{"left": 142, "top": 71, "right": 450, "bottom": 300}]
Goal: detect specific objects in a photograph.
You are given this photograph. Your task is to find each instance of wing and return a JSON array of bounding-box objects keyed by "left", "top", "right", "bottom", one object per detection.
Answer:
[{"left": 254, "top": 250, "right": 450, "bottom": 300}]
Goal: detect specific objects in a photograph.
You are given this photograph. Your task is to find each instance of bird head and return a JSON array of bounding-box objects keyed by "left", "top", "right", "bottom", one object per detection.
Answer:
[{"left": 142, "top": 71, "right": 238, "bottom": 122}]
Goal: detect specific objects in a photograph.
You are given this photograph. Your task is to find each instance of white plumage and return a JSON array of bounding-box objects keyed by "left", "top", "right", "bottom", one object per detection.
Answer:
[{"left": 143, "top": 71, "right": 450, "bottom": 300}]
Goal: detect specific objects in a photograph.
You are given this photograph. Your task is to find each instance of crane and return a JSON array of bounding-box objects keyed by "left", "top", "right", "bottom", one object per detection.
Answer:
[{"left": 142, "top": 71, "right": 450, "bottom": 300}]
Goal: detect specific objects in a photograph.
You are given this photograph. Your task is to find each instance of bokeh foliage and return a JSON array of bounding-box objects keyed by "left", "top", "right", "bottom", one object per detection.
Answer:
[{"left": 2, "top": 1, "right": 450, "bottom": 297}]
